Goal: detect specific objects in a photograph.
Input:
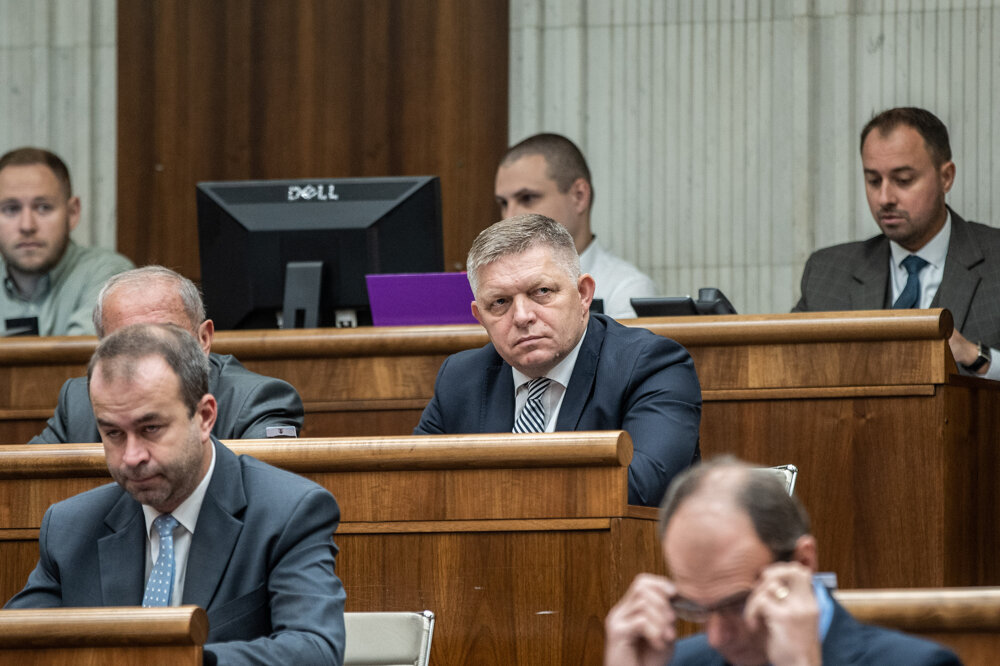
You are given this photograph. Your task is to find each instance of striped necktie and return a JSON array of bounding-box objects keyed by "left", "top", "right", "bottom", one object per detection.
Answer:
[{"left": 513, "top": 377, "right": 552, "bottom": 433}]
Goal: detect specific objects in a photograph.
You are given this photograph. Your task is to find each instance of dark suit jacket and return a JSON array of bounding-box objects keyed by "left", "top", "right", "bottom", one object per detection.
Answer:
[
  {"left": 671, "top": 596, "right": 959, "bottom": 664},
  {"left": 794, "top": 209, "right": 1000, "bottom": 348},
  {"left": 29, "top": 352, "right": 305, "bottom": 444},
  {"left": 414, "top": 314, "right": 702, "bottom": 506},
  {"left": 5, "top": 437, "right": 346, "bottom": 665}
]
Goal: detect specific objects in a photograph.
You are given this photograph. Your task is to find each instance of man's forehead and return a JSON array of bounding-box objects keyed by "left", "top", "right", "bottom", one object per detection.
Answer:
[
  {"left": 105, "top": 287, "right": 192, "bottom": 330},
  {"left": 497, "top": 153, "right": 554, "bottom": 186}
]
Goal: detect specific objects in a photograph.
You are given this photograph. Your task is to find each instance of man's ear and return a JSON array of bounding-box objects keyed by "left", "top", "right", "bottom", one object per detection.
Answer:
[
  {"left": 578, "top": 273, "right": 596, "bottom": 311},
  {"left": 940, "top": 160, "right": 956, "bottom": 194},
  {"left": 67, "top": 196, "right": 81, "bottom": 232},
  {"left": 792, "top": 535, "right": 819, "bottom": 572},
  {"left": 471, "top": 300, "right": 483, "bottom": 325},
  {"left": 196, "top": 319, "right": 215, "bottom": 355},
  {"left": 570, "top": 178, "right": 591, "bottom": 214},
  {"left": 196, "top": 393, "right": 218, "bottom": 439}
]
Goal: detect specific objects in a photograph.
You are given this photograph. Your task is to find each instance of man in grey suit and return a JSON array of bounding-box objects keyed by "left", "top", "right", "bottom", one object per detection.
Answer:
[
  {"left": 794, "top": 107, "right": 1000, "bottom": 380},
  {"left": 30, "top": 265, "right": 304, "bottom": 443},
  {"left": 604, "top": 457, "right": 958, "bottom": 665},
  {"left": 6, "top": 323, "right": 345, "bottom": 664}
]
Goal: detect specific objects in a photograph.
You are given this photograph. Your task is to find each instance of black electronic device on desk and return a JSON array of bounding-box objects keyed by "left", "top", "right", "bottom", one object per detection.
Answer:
[
  {"left": 197, "top": 176, "right": 443, "bottom": 329},
  {"left": 631, "top": 287, "right": 737, "bottom": 317}
]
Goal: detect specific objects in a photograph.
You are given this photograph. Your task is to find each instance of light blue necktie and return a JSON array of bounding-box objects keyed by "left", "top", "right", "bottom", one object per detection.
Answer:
[
  {"left": 892, "top": 255, "right": 929, "bottom": 309},
  {"left": 513, "top": 377, "right": 552, "bottom": 433},
  {"left": 142, "top": 513, "right": 179, "bottom": 607}
]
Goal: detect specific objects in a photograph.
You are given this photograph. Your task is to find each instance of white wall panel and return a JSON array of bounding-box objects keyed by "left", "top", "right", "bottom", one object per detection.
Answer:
[
  {"left": 0, "top": 0, "right": 117, "bottom": 249},
  {"left": 509, "top": 0, "right": 1000, "bottom": 313}
]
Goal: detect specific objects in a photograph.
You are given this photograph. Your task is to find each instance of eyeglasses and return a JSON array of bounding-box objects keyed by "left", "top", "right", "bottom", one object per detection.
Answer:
[
  {"left": 669, "top": 589, "right": 753, "bottom": 623},
  {"left": 669, "top": 548, "right": 796, "bottom": 624}
]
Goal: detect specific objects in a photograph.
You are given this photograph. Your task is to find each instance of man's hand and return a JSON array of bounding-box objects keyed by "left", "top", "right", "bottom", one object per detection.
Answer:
[
  {"left": 604, "top": 574, "right": 678, "bottom": 666},
  {"left": 743, "top": 563, "right": 821, "bottom": 666},
  {"left": 948, "top": 328, "right": 989, "bottom": 374}
]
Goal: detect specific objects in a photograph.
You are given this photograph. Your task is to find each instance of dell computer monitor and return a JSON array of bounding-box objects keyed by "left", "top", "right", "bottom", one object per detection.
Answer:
[{"left": 197, "top": 176, "right": 443, "bottom": 329}]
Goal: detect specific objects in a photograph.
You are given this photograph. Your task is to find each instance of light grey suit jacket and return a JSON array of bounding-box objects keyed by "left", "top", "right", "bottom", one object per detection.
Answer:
[
  {"left": 5, "top": 437, "right": 346, "bottom": 665},
  {"left": 794, "top": 210, "right": 1000, "bottom": 348},
  {"left": 30, "top": 352, "right": 304, "bottom": 444}
]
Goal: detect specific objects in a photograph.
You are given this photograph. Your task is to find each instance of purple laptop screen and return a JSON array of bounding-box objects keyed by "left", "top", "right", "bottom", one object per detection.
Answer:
[{"left": 366, "top": 272, "right": 477, "bottom": 326}]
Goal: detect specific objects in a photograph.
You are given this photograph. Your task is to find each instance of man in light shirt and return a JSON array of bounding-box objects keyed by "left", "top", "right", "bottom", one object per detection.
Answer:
[
  {"left": 6, "top": 323, "right": 345, "bottom": 664},
  {"left": 494, "top": 132, "right": 658, "bottom": 318},
  {"left": 794, "top": 107, "right": 1000, "bottom": 379}
]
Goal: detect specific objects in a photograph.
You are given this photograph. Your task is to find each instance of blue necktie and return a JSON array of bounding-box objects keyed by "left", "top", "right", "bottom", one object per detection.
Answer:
[
  {"left": 513, "top": 377, "right": 552, "bottom": 433},
  {"left": 142, "top": 513, "right": 179, "bottom": 607},
  {"left": 892, "top": 255, "right": 929, "bottom": 309}
]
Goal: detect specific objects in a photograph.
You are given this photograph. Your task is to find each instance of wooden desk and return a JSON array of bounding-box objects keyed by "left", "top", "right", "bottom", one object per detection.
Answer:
[
  {"left": 836, "top": 587, "right": 1000, "bottom": 666},
  {"left": 0, "top": 606, "right": 206, "bottom": 665},
  {"left": 0, "top": 310, "right": 996, "bottom": 589},
  {"left": 0, "top": 433, "right": 662, "bottom": 666}
]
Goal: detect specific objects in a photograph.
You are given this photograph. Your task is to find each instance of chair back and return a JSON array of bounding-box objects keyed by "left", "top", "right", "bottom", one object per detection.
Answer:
[{"left": 344, "top": 610, "right": 435, "bottom": 666}]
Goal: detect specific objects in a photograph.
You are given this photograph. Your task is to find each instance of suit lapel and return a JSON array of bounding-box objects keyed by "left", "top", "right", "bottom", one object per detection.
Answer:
[
  {"left": 820, "top": 597, "right": 864, "bottom": 664},
  {"left": 931, "top": 211, "right": 982, "bottom": 329},
  {"left": 850, "top": 239, "right": 891, "bottom": 309},
  {"left": 182, "top": 439, "right": 247, "bottom": 609},
  {"left": 555, "top": 317, "right": 603, "bottom": 430},
  {"left": 480, "top": 351, "right": 516, "bottom": 432},
  {"left": 98, "top": 492, "right": 146, "bottom": 605}
]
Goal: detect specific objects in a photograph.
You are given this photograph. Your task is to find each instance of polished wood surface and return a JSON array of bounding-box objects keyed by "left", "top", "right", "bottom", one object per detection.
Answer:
[
  {"left": 0, "top": 606, "right": 205, "bottom": 665},
  {"left": 836, "top": 587, "right": 1000, "bottom": 666},
  {"left": 0, "top": 310, "right": 995, "bottom": 590},
  {"left": 117, "top": 0, "right": 509, "bottom": 280},
  {"left": 0, "top": 433, "right": 657, "bottom": 665}
]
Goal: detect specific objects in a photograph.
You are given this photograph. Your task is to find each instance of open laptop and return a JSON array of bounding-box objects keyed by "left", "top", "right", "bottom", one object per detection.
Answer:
[{"left": 366, "top": 272, "right": 477, "bottom": 326}]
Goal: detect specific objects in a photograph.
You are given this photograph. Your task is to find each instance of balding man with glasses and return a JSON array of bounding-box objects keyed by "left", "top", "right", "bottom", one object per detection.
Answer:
[{"left": 604, "top": 457, "right": 959, "bottom": 666}]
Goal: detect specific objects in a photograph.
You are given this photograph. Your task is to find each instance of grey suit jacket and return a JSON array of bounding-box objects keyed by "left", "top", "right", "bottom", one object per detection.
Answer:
[
  {"left": 5, "top": 437, "right": 346, "bottom": 665},
  {"left": 671, "top": 596, "right": 959, "bottom": 665},
  {"left": 414, "top": 314, "right": 702, "bottom": 506},
  {"left": 30, "top": 352, "right": 305, "bottom": 444},
  {"left": 793, "top": 209, "right": 1000, "bottom": 348}
]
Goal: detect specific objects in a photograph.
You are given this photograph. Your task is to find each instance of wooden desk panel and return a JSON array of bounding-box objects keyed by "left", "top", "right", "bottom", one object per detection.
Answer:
[
  {"left": 0, "top": 434, "right": 654, "bottom": 665},
  {"left": 0, "top": 310, "right": 996, "bottom": 593}
]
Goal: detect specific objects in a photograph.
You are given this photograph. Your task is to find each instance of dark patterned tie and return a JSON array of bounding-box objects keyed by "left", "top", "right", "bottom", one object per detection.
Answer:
[
  {"left": 513, "top": 377, "right": 552, "bottom": 433},
  {"left": 142, "top": 513, "right": 179, "bottom": 607},
  {"left": 892, "top": 255, "right": 929, "bottom": 309}
]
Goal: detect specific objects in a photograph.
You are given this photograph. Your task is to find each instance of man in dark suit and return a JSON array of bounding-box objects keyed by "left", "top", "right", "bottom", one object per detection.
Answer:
[
  {"left": 604, "top": 457, "right": 959, "bottom": 665},
  {"left": 794, "top": 107, "right": 1000, "bottom": 379},
  {"left": 5, "top": 323, "right": 345, "bottom": 664},
  {"left": 30, "top": 265, "right": 304, "bottom": 443},
  {"left": 414, "top": 214, "right": 701, "bottom": 506}
]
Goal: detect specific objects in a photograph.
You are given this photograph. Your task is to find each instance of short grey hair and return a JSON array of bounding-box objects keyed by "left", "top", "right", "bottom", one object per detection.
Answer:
[
  {"left": 658, "top": 455, "right": 811, "bottom": 560},
  {"left": 466, "top": 214, "right": 581, "bottom": 295},
  {"left": 93, "top": 266, "right": 206, "bottom": 338},
  {"left": 87, "top": 323, "right": 210, "bottom": 417}
]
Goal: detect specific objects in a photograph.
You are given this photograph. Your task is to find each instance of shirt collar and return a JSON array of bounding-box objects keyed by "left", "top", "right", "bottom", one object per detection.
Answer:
[
  {"left": 813, "top": 575, "right": 835, "bottom": 642},
  {"left": 143, "top": 441, "right": 217, "bottom": 537},
  {"left": 511, "top": 324, "right": 588, "bottom": 390},
  {"left": 888, "top": 210, "right": 951, "bottom": 269}
]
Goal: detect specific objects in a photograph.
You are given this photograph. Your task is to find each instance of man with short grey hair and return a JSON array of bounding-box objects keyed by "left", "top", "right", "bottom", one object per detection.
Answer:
[
  {"left": 30, "top": 265, "right": 303, "bottom": 443},
  {"left": 415, "top": 214, "right": 701, "bottom": 506}
]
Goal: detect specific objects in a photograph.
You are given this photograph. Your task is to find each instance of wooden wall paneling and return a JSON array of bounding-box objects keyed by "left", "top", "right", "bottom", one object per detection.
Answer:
[{"left": 117, "top": 0, "right": 509, "bottom": 282}]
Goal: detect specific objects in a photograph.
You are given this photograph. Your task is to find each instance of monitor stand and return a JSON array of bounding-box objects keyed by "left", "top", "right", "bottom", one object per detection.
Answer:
[{"left": 281, "top": 261, "right": 322, "bottom": 329}]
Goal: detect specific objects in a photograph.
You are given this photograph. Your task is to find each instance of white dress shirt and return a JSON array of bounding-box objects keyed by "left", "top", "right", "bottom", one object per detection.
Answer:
[
  {"left": 142, "top": 443, "right": 217, "bottom": 606},
  {"left": 579, "top": 238, "right": 658, "bottom": 319}
]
